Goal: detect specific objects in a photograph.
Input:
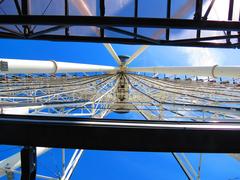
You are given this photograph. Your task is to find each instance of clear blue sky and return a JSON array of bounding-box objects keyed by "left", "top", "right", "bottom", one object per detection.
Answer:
[{"left": 1, "top": 36, "right": 240, "bottom": 180}]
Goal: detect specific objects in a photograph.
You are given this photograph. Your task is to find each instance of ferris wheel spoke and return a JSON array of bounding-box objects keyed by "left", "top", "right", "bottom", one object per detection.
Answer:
[
  {"left": 0, "top": 75, "right": 114, "bottom": 103},
  {"left": 0, "top": 58, "right": 118, "bottom": 74},
  {"left": 30, "top": 75, "right": 118, "bottom": 116},
  {"left": 0, "top": 73, "right": 110, "bottom": 89},
  {"left": 125, "top": 45, "right": 149, "bottom": 66},
  {"left": 103, "top": 43, "right": 122, "bottom": 65},
  {"left": 128, "top": 65, "right": 240, "bottom": 79},
  {"left": 90, "top": 75, "right": 120, "bottom": 117},
  {"left": 124, "top": 73, "right": 240, "bottom": 93},
  {"left": 128, "top": 74, "right": 217, "bottom": 104},
  {"left": 126, "top": 74, "right": 240, "bottom": 121},
  {"left": 130, "top": 74, "right": 240, "bottom": 105},
  {"left": 132, "top": 74, "right": 240, "bottom": 99},
  {"left": 133, "top": 95, "right": 197, "bottom": 121},
  {"left": 0, "top": 75, "right": 111, "bottom": 98},
  {"left": 0, "top": 74, "right": 118, "bottom": 117},
  {"left": 133, "top": 102, "right": 160, "bottom": 120}
]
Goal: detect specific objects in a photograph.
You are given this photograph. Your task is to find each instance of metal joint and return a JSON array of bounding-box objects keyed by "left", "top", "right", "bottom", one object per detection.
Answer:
[
  {"left": 50, "top": 60, "right": 58, "bottom": 74},
  {"left": 211, "top": 64, "right": 218, "bottom": 78}
]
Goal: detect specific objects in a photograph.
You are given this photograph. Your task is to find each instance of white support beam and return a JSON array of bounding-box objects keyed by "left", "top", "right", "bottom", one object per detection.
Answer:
[
  {"left": 61, "top": 149, "right": 84, "bottom": 180},
  {"left": 128, "top": 65, "right": 240, "bottom": 78},
  {"left": 103, "top": 43, "right": 122, "bottom": 65},
  {"left": 0, "top": 58, "right": 118, "bottom": 74}
]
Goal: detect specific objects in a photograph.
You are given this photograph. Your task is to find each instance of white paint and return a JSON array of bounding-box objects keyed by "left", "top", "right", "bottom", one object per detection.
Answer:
[
  {"left": 0, "top": 58, "right": 118, "bottom": 74},
  {"left": 128, "top": 65, "right": 240, "bottom": 78}
]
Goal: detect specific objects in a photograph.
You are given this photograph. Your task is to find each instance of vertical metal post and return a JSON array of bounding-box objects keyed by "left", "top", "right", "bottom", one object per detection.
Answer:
[
  {"left": 238, "top": 7, "right": 240, "bottom": 43},
  {"left": 21, "top": 0, "right": 31, "bottom": 35},
  {"left": 62, "top": 148, "right": 65, "bottom": 176},
  {"left": 100, "top": 0, "right": 105, "bottom": 37},
  {"left": 194, "top": 0, "right": 203, "bottom": 38},
  {"left": 20, "top": 146, "right": 37, "bottom": 180},
  {"left": 65, "top": 0, "right": 69, "bottom": 36},
  {"left": 134, "top": 0, "right": 138, "bottom": 39},
  {"left": 166, "top": 0, "right": 171, "bottom": 40},
  {"left": 21, "top": 0, "right": 29, "bottom": 15},
  {"left": 227, "top": 0, "right": 234, "bottom": 43}
]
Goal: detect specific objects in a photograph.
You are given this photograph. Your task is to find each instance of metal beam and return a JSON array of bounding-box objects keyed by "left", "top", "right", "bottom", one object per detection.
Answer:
[
  {"left": 28, "top": 25, "right": 67, "bottom": 38},
  {"left": 0, "top": 15, "right": 239, "bottom": 48},
  {"left": 100, "top": 0, "right": 105, "bottom": 37},
  {"left": 64, "top": 0, "right": 69, "bottom": 36},
  {"left": 0, "top": 32, "right": 238, "bottom": 48},
  {"left": 166, "top": 0, "right": 171, "bottom": 40},
  {"left": 0, "top": 16, "right": 240, "bottom": 31},
  {"left": 21, "top": 0, "right": 31, "bottom": 35},
  {"left": 238, "top": 7, "right": 240, "bottom": 43},
  {"left": 194, "top": 0, "right": 203, "bottom": 38},
  {"left": 202, "top": 0, "right": 215, "bottom": 20},
  {"left": 104, "top": 26, "right": 160, "bottom": 45},
  {"left": 227, "top": 0, "right": 234, "bottom": 44},
  {"left": 61, "top": 149, "right": 84, "bottom": 180},
  {"left": 21, "top": 0, "right": 30, "bottom": 16},
  {"left": 1, "top": 115, "right": 240, "bottom": 153},
  {"left": 172, "top": 153, "right": 192, "bottom": 180},
  {"left": 134, "top": 0, "right": 138, "bottom": 39},
  {"left": 14, "top": 0, "right": 22, "bottom": 15}
]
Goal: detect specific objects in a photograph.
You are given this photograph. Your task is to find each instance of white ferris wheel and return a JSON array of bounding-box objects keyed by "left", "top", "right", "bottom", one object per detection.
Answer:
[{"left": 1, "top": 44, "right": 240, "bottom": 180}]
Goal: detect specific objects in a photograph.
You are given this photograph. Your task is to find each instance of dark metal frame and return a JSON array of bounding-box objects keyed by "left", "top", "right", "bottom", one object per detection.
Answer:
[
  {"left": 1, "top": 114, "right": 240, "bottom": 153},
  {"left": 0, "top": 0, "right": 239, "bottom": 48}
]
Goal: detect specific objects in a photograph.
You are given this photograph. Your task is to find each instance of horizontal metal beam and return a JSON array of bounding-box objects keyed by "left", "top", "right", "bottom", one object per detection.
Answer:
[
  {"left": 0, "top": 33, "right": 237, "bottom": 48},
  {"left": 0, "top": 16, "right": 239, "bottom": 48},
  {"left": 0, "top": 16, "right": 240, "bottom": 31},
  {"left": 1, "top": 115, "right": 240, "bottom": 153}
]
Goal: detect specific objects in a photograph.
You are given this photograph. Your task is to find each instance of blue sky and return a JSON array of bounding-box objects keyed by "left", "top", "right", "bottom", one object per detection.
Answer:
[{"left": 1, "top": 36, "right": 240, "bottom": 180}]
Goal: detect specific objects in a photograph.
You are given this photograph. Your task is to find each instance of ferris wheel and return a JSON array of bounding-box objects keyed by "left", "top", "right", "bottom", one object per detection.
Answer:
[
  {"left": 1, "top": 0, "right": 240, "bottom": 179},
  {"left": 1, "top": 42, "right": 240, "bottom": 180}
]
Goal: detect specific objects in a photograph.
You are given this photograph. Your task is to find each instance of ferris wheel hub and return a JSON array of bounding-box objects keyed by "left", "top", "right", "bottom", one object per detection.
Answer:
[{"left": 118, "top": 55, "right": 129, "bottom": 72}]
